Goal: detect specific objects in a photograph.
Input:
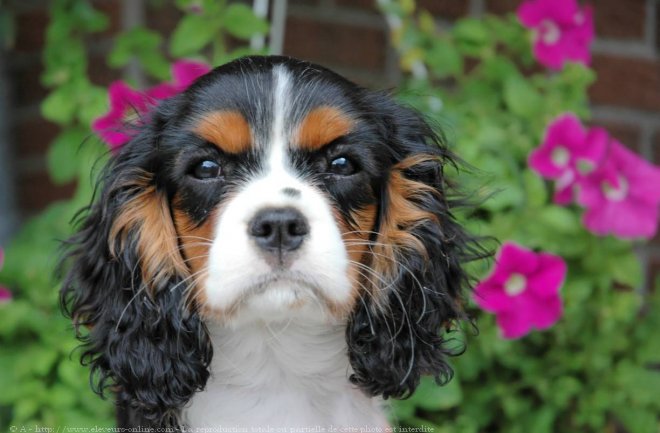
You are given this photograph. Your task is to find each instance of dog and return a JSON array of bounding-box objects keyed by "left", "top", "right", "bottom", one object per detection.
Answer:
[{"left": 61, "top": 56, "right": 481, "bottom": 429}]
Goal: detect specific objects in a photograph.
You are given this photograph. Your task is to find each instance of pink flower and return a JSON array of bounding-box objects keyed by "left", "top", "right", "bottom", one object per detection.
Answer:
[
  {"left": 0, "top": 287, "right": 11, "bottom": 303},
  {"left": 0, "top": 248, "right": 11, "bottom": 304},
  {"left": 93, "top": 60, "right": 211, "bottom": 152},
  {"left": 518, "top": 0, "right": 594, "bottom": 70},
  {"left": 529, "top": 113, "right": 607, "bottom": 204},
  {"left": 577, "top": 141, "right": 660, "bottom": 239},
  {"left": 92, "top": 81, "right": 156, "bottom": 151},
  {"left": 172, "top": 60, "right": 211, "bottom": 90},
  {"left": 474, "top": 242, "right": 566, "bottom": 339}
]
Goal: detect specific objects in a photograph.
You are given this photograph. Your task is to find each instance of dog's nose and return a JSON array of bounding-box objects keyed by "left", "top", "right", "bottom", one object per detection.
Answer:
[{"left": 249, "top": 207, "right": 309, "bottom": 253}]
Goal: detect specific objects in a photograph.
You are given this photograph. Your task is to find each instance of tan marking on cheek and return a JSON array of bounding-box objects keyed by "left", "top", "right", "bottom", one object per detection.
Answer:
[
  {"left": 373, "top": 155, "right": 441, "bottom": 281},
  {"left": 173, "top": 208, "right": 217, "bottom": 277},
  {"left": 295, "top": 106, "right": 354, "bottom": 151},
  {"left": 192, "top": 110, "right": 252, "bottom": 154},
  {"left": 108, "top": 173, "right": 188, "bottom": 295},
  {"left": 334, "top": 204, "right": 378, "bottom": 306}
]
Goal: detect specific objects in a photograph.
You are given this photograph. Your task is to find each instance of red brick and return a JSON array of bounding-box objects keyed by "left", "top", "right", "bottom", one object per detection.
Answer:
[
  {"left": 10, "top": 62, "right": 47, "bottom": 107},
  {"left": 88, "top": 53, "right": 122, "bottom": 87},
  {"left": 657, "top": 3, "right": 660, "bottom": 52},
  {"left": 146, "top": 2, "right": 183, "bottom": 35},
  {"left": 334, "top": 0, "right": 376, "bottom": 12},
  {"left": 589, "top": 121, "right": 641, "bottom": 151},
  {"left": 14, "top": 8, "right": 49, "bottom": 53},
  {"left": 589, "top": 54, "right": 660, "bottom": 112},
  {"left": 485, "top": 0, "right": 519, "bottom": 15},
  {"left": 91, "top": 0, "right": 122, "bottom": 39},
  {"left": 289, "top": 0, "right": 319, "bottom": 6},
  {"left": 418, "top": 0, "right": 469, "bottom": 19},
  {"left": 12, "top": 117, "right": 60, "bottom": 157},
  {"left": 16, "top": 171, "right": 76, "bottom": 213},
  {"left": 594, "top": 0, "right": 645, "bottom": 40},
  {"left": 334, "top": 0, "right": 467, "bottom": 19},
  {"left": 283, "top": 16, "right": 387, "bottom": 72}
]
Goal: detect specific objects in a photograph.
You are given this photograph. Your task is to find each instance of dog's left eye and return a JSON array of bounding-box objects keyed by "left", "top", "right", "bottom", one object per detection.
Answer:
[
  {"left": 329, "top": 156, "right": 356, "bottom": 176},
  {"left": 191, "top": 160, "right": 222, "bottom": 179}
]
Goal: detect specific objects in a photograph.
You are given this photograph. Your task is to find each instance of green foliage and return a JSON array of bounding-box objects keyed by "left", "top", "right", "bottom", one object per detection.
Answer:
[
  {"left": 1, "top": 0, "right": 657, "bottom": 431},
  {"left": 379, "top": 1, "right": 660, "bottom": 432},
  {"left": 0, "top": 0, "right": 268, "bottom": 429}
]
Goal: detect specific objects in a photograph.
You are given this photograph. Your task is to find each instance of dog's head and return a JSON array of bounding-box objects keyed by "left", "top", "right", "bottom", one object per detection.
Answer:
[{"left": 62, "top": 56, "right": 481, "bottom": 426}]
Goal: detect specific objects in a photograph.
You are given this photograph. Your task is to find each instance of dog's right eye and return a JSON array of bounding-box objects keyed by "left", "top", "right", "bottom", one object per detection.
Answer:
[{"left": 191, "top": 160, "right": 222, "bottom": 180}]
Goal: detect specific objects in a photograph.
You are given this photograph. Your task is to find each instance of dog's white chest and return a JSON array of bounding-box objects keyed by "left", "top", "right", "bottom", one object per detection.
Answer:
[{"left": 182, "top": 320, "right": 387, "bottom": 429}]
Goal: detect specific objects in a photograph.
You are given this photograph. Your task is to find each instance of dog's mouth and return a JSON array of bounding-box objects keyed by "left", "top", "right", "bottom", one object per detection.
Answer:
[{"left": 216, "top": 271, "right": 344, "bottom": 321}]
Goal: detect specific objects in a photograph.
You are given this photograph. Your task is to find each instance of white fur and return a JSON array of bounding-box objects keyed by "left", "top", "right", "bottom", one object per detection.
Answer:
[
  {"left": 204, "top": 66, "right": 351, "bottom": 323},
  {"left": 183, "top": 317, "right": 388, "bottom": 430},
  {"left": 186, "top": 65, "right": 385, "bottom": 429}
]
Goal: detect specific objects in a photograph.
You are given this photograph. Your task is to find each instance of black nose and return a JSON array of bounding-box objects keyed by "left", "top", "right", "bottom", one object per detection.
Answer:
[{"left": 249, "top": 207, "right": 309, "bottom": 253}]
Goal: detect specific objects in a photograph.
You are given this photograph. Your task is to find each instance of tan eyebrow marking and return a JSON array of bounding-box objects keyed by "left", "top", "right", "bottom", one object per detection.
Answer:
[
  {"left": 295, "top": 106, "right": 355, "bottom": 151},
  {"left": 192, "top": 110, "right": 252, "bottom": 154}
]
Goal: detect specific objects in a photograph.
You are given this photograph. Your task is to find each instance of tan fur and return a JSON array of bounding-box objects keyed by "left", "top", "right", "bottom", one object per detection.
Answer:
[
  {"left": 354, "top": 155, "right": 441, "bottom": 305},
  {"left": 295, "top": 106, "right": 354, "bottom": 151},
  {"left": 193, "top": 110, "right": 252, "bottom": 154},
  {"left": 108, "top": 172, "right": 188, "bottom": 294},
  {"left": 172, "top": 205, "right": 219, "bottom": 309}
]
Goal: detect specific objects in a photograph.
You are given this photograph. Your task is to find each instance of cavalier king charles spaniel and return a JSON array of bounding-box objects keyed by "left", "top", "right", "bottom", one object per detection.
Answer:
[{"left": 61, "top": 56, "right": 482, "bottom": 430}]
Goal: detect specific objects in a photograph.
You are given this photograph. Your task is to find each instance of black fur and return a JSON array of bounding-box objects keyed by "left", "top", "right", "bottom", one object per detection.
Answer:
[
  {"left": 61, "top": 122, "right": 212, "bottom": 428},
  {"left": 346, "top": 98, "right": 484, "bottom": 399},
  {"left": 60, "top": 55, "right": 484, "bottom": 427}
]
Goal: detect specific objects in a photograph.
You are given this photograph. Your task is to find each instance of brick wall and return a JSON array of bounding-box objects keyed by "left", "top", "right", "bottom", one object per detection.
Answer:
[{"left": 3, "top": 0, "right": 659, "bottom": 287}]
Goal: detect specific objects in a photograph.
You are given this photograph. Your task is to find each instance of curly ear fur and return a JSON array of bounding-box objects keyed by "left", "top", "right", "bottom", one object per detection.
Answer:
[
  {"left": 347, "top": 101, "right": 484, "bottom": 399},
  {"left": 60, "top": 126, "right": 212, "bottom": 427}
]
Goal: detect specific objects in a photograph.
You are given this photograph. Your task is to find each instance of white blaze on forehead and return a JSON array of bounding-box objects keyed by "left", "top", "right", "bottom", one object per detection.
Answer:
[
  {"left": 203, "top": 65, "right": 353, "bottom": 322},
  {"left": 267, "top": 65, "right": 292, "bottom": 176}
]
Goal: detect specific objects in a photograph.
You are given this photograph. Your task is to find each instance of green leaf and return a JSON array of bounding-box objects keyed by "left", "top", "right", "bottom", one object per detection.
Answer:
[
  {"left": 109, "top": 28, "right": 170, "bottom": 81},
  {"left": 614, "top": 406, "right": 658, "bottom": 433},
  {"left": 426, "top": 40, "right": 462, "bottom": 78},
  {"left": 223, "top": 3, "right": 269, "bottom": 40},
  {"left": 170, "top": 14, "right": 220, "bottom": 57},
  {"left": 409, "top": 376, "right": 463, "bottom": 410},
  {"left": 41, "top": 86, "right": 77, "bottom": 124},
  {"left": 47, "top": 129, "right": 89, "bottom": 184},
  {"left": 536, "top": 206, "right": 581, "bottom": 235},
  {"left": 503, "top": 74, "right": 542, "bottom": 118},
  {"left": 453, "top": 18, "right": 491, "bottom": 56},
  {"left": 610, "top": 249, "right": 643, "bottom": 288}
]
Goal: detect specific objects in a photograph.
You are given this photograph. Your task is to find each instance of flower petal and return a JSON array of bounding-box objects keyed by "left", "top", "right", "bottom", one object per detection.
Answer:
[
  {"left": 496, "top": 242, "right": 540, "bottom": 275},
  {"left": 528, "top": 253, "right": 567, "bottom": 298},
  {"left": 473, "top": 281, "right": 511, "bottom": 313},
  {"left": 0, "top": 286, "right": 12, "bottom": 303},
  {"left": 529, "top": 294, "right": 563, "bottom": 329},
  {"left": 496, "top": 310, "right": 533, "bottom": 339},
  {"left": 172, "top": 59, "right": 212, "bottom": 90}
]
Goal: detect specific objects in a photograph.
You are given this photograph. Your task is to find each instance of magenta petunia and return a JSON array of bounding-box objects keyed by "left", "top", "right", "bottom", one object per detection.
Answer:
[
  {"left": 93, "top": 59, "right": 211, "bottom": 152},
  {"left": 474, "top": 242, "right": 566, "bottom": 339},
  {"left": 577, "top": 141, "right": 660, "bottom": 239},
  {"left": 0, "top": 248, "right": 11, "bottom": 304},
  {"left": 92, "top": 81, "right": 156, "bottom": 151},
  {"left": 172, "top": 59, "right": 212, "bottom": 90},
  {"left": 517, "top": 0, "right": 594, "bottom": 70},
  {"left": 529, "top": 113, "right": 607, "bottom": 204},
  {"left": 0, "top": 286, "right": 11, "bottom": 303}
]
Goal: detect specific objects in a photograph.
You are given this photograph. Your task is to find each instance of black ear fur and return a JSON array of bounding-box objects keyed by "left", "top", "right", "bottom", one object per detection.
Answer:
[
  {"left": 347, "top": 100, "right": 484, "bottom": 399},
  {"left": 60, "top": 126, "right": 212, "bottom": 428}
]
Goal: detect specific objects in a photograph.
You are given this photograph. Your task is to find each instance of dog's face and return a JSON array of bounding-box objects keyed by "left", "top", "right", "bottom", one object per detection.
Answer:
[
  {"left": 62, "top": 56, "right": 479, "bottom": 427},
  {"left": 175, "top": 63, "right": 381, "bottom": 324}
]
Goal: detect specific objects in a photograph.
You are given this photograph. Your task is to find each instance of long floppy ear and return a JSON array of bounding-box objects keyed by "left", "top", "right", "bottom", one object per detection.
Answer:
[
  {"left": 347, "top": 101, "right": 484, "bottom": 399},
  {"left": 60, "top": 125, "right": 212, "bottom": 427}
]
